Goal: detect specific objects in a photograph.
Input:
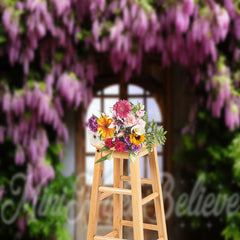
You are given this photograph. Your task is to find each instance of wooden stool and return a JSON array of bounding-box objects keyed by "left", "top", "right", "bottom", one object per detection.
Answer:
[{"left": 87, "top": 144, "right": 168, "bottom": 240}]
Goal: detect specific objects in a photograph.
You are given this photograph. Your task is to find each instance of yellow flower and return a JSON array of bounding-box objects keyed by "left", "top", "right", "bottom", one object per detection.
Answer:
[
  {"left": 97, "top": 115, "right": 115, "bottom": 139},
  {"left": 129, "top": 133, "right": 146, "bottom": 145}
]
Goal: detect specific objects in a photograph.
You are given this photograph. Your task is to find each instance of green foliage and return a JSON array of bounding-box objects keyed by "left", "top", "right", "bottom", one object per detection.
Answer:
[
  {"left": 145, "top": 120, "right": 167, "bottom": 154},
  {"left": 222, "top": 213, "right": 240, "bottom": 240},
  {"left": 178, "top": 109, "right": 240, "bottom": 239},
  {"left": 99, "top": 145, "right": 110, "bottom": 152},
  {"left": 142, "top": 111, "right": 149, "bottom": 131},
  {"left": 27, "top": 168, "right": 75, "bottom": 240},
  {"left": 0, "top": 138, "right": 76, "bottom": 240},
  {"left": 95, "top": 151, "right": 113, "bottom": 164},
  {"left": 228, "top": 135, "right": 240, "bottom": 182}
]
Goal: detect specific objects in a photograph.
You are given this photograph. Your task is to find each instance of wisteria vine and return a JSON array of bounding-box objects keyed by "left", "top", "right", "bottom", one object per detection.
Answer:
[{"left": 0, "top": 0, "right": 240, "bottom": 235}]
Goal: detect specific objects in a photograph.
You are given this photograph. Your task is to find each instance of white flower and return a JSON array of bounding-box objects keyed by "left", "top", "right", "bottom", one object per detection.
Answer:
[
  {"left": 87, "top": 129, "right": 103, "bottom": 146},
  {"left": 131, "top": 125, "right": 145, "bottom": 135},
  {"left": 137, "top": 102, "right": 145, "bottom": 111}
]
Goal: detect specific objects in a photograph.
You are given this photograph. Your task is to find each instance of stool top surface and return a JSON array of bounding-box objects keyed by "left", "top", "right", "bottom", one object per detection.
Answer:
[{"left": 92, "top": 143, "right": 158, "bottom": 159}]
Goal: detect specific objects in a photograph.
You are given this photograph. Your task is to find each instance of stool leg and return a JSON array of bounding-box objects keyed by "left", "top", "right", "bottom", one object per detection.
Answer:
[
  {"left": 113, "top": 158, "right": 123, "bottom": 238},
  {"left": 130, "top": 157, "right": 144, "bottom": 240},
  {"left": 87, "top": 151, "right": 104, "bottom": 240},
  {"left": 149, "top": 147, "right": 168, "bottom": 240}
]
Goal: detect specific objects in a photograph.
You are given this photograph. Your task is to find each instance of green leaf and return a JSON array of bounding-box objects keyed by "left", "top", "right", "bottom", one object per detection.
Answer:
[
  {"left": 0, "top": 35, "right": 7, "bottom": 44},
  {"left": 106, "top": 151, "right": 113, "bottom": 160},
  {"left": 55, "top": 51, "right": 64, "bottom": 62},
  {"left": 142, "top": 111, "right": 149, "bottom": 131},
  {"left": 39, "top": 82, "right": 46, "bottom": 91},
  {"left": 24, "top": 111, "right": 32, "bottom": 120},
  {"left": 99, "top": 145, "right": 110, "bottom": 152},
  {"left": 77, "top": 29, "right": 90, "bottom": 40},
  {"left": 95, "top": 152, "right": 113, "bottom": 164}
]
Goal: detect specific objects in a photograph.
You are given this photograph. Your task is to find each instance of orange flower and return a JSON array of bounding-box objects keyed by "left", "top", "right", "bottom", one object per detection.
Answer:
[{"left": 97, "top": 115, "right": 115, "bottom": 139}]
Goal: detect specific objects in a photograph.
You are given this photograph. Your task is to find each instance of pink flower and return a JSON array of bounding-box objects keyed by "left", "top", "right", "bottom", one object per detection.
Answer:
[
  {"left": 136, "top": 110, "right": 144, "bottom": 117},
  {"left": 113, "top": 100, "right": 132, "bottom": 118},
  {"left": 15, "top": 146, "right": 25, "bottom": 165},
  {"left": 125, "top": 113, "right": 137, "bottom": 126},
  {"left": 137, "top": 118, "right": 146, "bottom": 127},
  {"left": 225, "top": 102, "right": 239, "bottom": 131},
  {"left": 16, "top": 216, "right": 27, "bottom": 238}
]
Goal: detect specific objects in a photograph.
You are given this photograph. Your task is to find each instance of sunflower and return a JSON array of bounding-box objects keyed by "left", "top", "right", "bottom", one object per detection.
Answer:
[
  {"left": 129, "top": 133, "right": 146, "bottom": 145},
  {"left": 97, "top": 115, "right": 115, "bottom": 139}
]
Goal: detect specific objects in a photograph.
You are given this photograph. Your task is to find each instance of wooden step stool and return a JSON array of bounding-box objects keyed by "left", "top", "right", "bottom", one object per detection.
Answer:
[{"left": 87, "top": 144, "right": 168, "bottom": 240}]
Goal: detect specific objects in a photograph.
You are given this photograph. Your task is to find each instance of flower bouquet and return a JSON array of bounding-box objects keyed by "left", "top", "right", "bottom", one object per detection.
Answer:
[{"left": 87, "top": 100, "right": 167, "bottom": 163}]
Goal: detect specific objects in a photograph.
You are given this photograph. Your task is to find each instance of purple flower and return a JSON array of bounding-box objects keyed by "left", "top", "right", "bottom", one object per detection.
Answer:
[
  {"left": 113, "top": 115, "right": 124, "bottom": 127},
  {"left": 51, "top": 0, "right": 70, "bottom": 16},
  {"left": 88, "top": 115, "right": 98, "bottom": 132},
  {"left": 25, "top": 165, "right": 38, "bottom": 204},
  {"left": 3, "top": 92, "right": 11, "bottom": 113},
  {"left": 132, "top": 144, "right": 141, "bottom": 153},
  {"left": 225, "top": 101, "right": 239, "bottom": 131},
  {"left": 15, "top": 146, "right": 25, "bottom": 165},
  {"left": 33, "top": 159, "right": 55, "bottom": 187},
  {"left": 17, "top": 216, "right": 27, "bottom": 237},
  {"left": 56, "top": 73, "right": 82, "bottom": 108},
  {"left": 125, "top": 145, "right": 130, "bottom": 152},
  {"left": 125, "top": 135, "right": 131, "bottom": 146}
]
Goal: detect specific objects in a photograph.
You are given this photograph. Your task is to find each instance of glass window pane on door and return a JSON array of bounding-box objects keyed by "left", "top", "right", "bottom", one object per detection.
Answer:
[
  {"left": 104, "top": 98, "right": 119, "bottom": 115},
  {"left": 86, "top": 156, "right": 95, "bottom": 185},
  {"left": 147, "top": 97, "right": 162, "bottom": 122},
  {"left": 128, "top": 84, "right": 144, "bottom": 95},
  {"left": 86, "top": 97, "right": 101, "bottom": 120},
  {"left": 128, "top": 97, "right": 144, "bottom": 106},
  {"left": 103, "top": 84, "right": 119, "bottom": 95}
]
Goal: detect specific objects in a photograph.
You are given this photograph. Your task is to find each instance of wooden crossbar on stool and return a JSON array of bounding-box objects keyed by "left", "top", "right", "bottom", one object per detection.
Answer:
[{"left": 87, "top": 144, "right": 168, "bottom": 240}]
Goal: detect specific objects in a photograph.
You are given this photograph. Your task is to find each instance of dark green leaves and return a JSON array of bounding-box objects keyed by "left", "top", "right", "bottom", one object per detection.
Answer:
[
  {"left": 95, "top": 151, "right": 113, "bottom": 164},
  {"left": 145, "top": 121, "right": 167, "bottom": 154},
  {"left": 99, "top": 145, "right": 110, "bottom": 152}
]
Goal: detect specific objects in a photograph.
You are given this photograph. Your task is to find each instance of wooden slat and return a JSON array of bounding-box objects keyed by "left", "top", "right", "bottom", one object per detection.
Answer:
[
  {"left": 120, "top": 220, "right": 158, "bottom": 231},
  {"left": 105, "top": 230, "right": 118, "bottom": 237},
  {"left": 87, "top": 151, "right": 104, "bottom": 240},
  {"left": 142, "top": 192, "right": 159, "bottom": 205},
  {"left": 149, "top": 146, "right": 168, "bottom": 240},
  {"left": 94, "top": 236, "right": 126, "bottom": 240},
  {"left": 99, "top": 192, "right": 112, "bottom": 201},
  {"left": 113, "top": 158, "right": 123, "bottom": 238},
  {"left": 92, "top": 143, "right": 158, "bottom": 160},
  {"left": 120, "top": 175, "right": 153, "bottom": 184},
  {"left": 138, "top": 148, "right": 150, "bottom": 158},
  {"left": 129, "top": 157, "right": 144, "bottom": 240},
  {"left": 99, "top": 186, "right": 132, "bottom": 195}
]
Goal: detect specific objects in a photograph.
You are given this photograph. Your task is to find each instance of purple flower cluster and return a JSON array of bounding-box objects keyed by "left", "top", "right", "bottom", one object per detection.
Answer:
[
  {"left": 132, "top": 144, "right": 141, "bottom": 153},
  {"left": 88, "top": 0, "right": 240, "bottom": 131},
  {"left": 88, "top": 115, "right": 99, "bottom": 132},
  {"left": 124, "top": 135, "right": 141, "bottom": 152},
  {"left": 125, "top": 135, "right": 131, "bottom": 146}
]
